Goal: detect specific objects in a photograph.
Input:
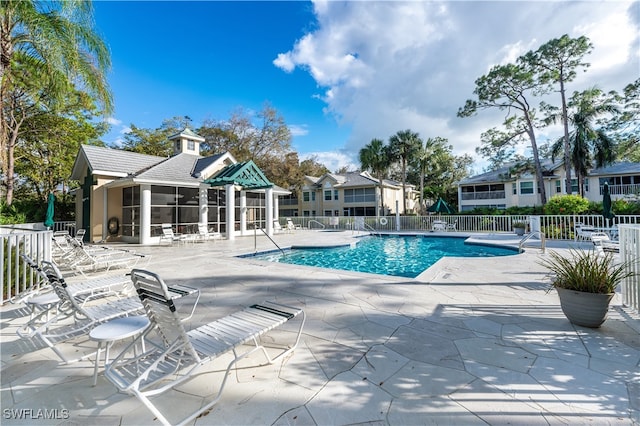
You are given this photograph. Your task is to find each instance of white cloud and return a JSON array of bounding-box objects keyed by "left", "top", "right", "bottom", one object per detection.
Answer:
[
  {"left": 289, "top": 124, "right": 309, "bottom": 137},
  {"left": 106, "top": 117, "right": 122, "bottom": 126},
  {"left": 275, "top": 1, "right": 639, "bottom": 169},
  {"left": 302, "top": 150, "right": 358, "bottom": 173}
]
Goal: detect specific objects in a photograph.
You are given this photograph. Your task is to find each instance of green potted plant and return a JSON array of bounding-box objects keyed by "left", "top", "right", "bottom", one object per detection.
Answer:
[
  {"left": 512, "top": 221, "right": 528, "bottom": 236},
  {"left": 539, "top": 249, "right": 635, "bottom": 328}
]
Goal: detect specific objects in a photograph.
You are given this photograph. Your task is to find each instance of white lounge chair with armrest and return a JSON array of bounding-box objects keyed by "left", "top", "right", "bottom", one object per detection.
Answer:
[
  {"left": 66, "top": 244, "right": 149, "bottom": 276},
  {"left": 574, "top": 222, "right": 595, "bottom": 241},
  {"left": 18, "top": 254, "right": 137, "bottom": 321},
  {"left": 105, "top": 269, "right": 305, "bottom": 426},
  {"left": 286, "top": 218, "right": 302, "bottom": 231},
  {"left": 159, "top": 223, "right": 188, "bottom": 245},
  {"left": 17, "top": 261, "right": 145, "bottom": 364},
  {"left": 192, "top": 222, "right": 222, "bottom": 242},
  {"left": 446, "top": 219, "right": 458, "bottom": 231},
  {"left": 591, "top": 232, "right": 620, "bottom": 253}
]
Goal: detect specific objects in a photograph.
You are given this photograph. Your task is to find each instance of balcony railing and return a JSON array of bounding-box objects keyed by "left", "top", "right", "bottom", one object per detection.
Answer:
[
  {"left": 461, "top": 190, "right": 506, "bottom": 200},
  {"left": 601, "top": 183, "right": 640, "bottom": 196}
]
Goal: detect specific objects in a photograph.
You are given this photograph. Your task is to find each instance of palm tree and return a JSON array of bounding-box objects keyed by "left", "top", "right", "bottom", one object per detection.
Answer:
[
  {"left": 411, "top": 136, "right": 449, "bottom": 213},
  {"left": 388, "top": 129, "right": 422, "bottom": 213},
  {"left": 549, "top": 88, "right": 618, "bottom": 196},
  {"left": 1, "top": 0, "right": 112, "bottom": 205},
  {"left": 359, "top": 138, "right": 391, "bottom": 216}
]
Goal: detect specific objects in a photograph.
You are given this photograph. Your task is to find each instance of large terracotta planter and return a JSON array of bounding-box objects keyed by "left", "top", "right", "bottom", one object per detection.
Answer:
[{"left": 556, "top": 287, "right": 614, "bottom": 328}]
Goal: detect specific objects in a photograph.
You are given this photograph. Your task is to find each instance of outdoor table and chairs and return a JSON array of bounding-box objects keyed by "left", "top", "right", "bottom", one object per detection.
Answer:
[{"left": 432, "top": 220, "right": 447, "bottom": 231}]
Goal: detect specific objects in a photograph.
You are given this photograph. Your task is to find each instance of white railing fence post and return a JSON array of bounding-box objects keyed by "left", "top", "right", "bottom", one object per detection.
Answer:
[{"left": 619, "top": 224, "right": 640, "bottom": 315}]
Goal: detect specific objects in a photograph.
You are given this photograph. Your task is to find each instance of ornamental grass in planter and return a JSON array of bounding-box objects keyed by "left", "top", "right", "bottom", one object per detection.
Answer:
[{"left": 539, "top": 249, "right": 636, "bottom": 327}]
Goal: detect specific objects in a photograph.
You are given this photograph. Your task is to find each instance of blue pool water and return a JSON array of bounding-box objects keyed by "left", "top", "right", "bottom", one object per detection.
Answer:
[{"left": 249, "top": 235, "right": 518, "bottom": 278}]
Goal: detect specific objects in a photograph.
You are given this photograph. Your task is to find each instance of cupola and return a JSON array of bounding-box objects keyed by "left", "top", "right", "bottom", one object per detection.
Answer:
[{"left": 169, "top": 127, "right": 205, "bottom": 156}]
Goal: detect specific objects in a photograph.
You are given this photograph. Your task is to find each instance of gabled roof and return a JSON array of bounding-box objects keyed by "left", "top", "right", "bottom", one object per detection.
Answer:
[
  {"left": 308, "top": 171, "right": 403, "bottom": 189},
  {"left": 459, "top": 160, "right": 640, "bottom": 185},
  {"left": 203, "top": 160, "right": 273, "bottom": 189},
  {"left": 589, "top": 162, "right": 640, "bottom": 176},
  {"left": 168, "top": 127, "right": 205, "bottom": 142},
  {"left": 459, "top": 159, "right": 560, "bottom": 185},
  {"left": 71, "top": 144, "right": 165, "bottom": 180},
  {"left": 135, "top": 153, "right": 202, "bottom": 183}
]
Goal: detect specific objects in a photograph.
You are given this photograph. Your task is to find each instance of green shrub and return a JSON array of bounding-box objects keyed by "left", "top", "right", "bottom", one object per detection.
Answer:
[{"left": 544, "top": 194, "right": 590, "bottom": 215}]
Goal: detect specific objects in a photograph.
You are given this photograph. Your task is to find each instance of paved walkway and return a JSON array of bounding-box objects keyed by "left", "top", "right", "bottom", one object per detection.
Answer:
[{"left": 1, "top": 231, "right": 639, "bottom": 425}]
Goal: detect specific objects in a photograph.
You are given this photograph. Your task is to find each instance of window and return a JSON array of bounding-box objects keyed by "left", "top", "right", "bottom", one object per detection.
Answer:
[
  {"left": 344, "top": 188, "right": 375, "bottom": 203},
  {"left": 303, "top": 192, "right": 310, "bottom": 202},
  {"left": 324, "top": 210, "right": 332, "bottom": 216},
  {"left": 570, "top": 179, "right": 579, "bottom": 194},
  {"left": 555, "top": 180, "right": 561, "bottom": 193},
  {"left": 187, "top": 140, "right": 195, "bottom": 151},
  {"left": 334, "top": 190, "right": 339, "bottom": 201},
  {"left": 512, "top": 183, "right": 517, "bottom": 195},
  {"left": 324, "top": 190, "right": 332, "bottom": 201},
  {"left": 519, "top": 181, "right": 534, "bottom": 195},
  {"left": 122, "top": 186, "right": 140, "bottom": 237}
]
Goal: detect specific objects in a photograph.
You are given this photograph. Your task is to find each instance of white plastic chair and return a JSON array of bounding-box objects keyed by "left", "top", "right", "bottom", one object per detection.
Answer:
[
  {"left": 446, "top": 219, "right": 458, "bottom": 231},
  {"left": 105, "top": 269, "right": 305, "bottom": 426},
  {"left": 286, "top": 218, "right": 301, "bottom": 231},
  {"left": 159, "top": 223, "right": 188, "bottom": 245}
]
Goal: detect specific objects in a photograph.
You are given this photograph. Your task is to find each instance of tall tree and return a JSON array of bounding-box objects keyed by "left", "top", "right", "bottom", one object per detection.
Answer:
[
  {"left": 299, "top": 155, "right": 330, "bottom": 177},
  {"left": 411, "top": 137, "right": 447, "bottom": 212},
  {"left": 606, "top": 78, "right": 640, "bottom": 162},
  {"left": 359, "top": 138, "right": 391, "bottom": 216},
  {"left": 198, "top": 103, "right": 291, "bottom": 162},
  {"left": 1, "top": 0, "right": 112, "bottom": 205},
  {"left": 458, "top": 63, "right": 549, "bottom": 204},
  {"left": 523, "top": 34, "right": 593, "bottom": 195},
  {"left": 548, "top": 88, "right": 618, "bottom": 195},
  {"left": 16, "top": 90, "right": 105, "bottom": 198},
  {"left": 388, "top": 129, "right": 422, "bottom": 213}
]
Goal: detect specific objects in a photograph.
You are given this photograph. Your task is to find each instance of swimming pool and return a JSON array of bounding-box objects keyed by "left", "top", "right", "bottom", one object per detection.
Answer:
[{"left": 248, "top": 235, "right": 519, "bottom": 278}]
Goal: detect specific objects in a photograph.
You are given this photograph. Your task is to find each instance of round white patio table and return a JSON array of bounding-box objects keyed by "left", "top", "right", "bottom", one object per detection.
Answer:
[{"left": 89, "top": 315, "right": 150, "bottom": 386}]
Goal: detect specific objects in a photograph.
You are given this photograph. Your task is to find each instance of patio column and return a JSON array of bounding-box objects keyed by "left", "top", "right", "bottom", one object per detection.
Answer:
[
  {"left": 199, "top": 184, "right": 208, "bottom": 226},
  {"left": 265, "top": 187, "right": 274, "bottom": 236},
  {"left": 140, "top": 184, "right": 151, "bottom": 245},
  {"left": 225, "top": 183, "right": 235, "bottom": 240},
  {"left": 240, "top": 190, "right": 247, "bottom": 235},
  {"left": 273, "top": 194, "right": 279, "bottom": 221}
]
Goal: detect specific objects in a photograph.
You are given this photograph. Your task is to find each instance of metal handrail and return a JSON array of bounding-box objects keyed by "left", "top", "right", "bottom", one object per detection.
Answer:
[
  {"left": 308, "top": 220, "right": 325, "bottom": 230},
  {"left": 519, "top": 231, "right": 546, "bottom": 253},
  {"left": 253, "top": 224, "right": 285, "bottom": 256},
  {"left": 362, "top": 222, "right": 381, "bottom": 237}
]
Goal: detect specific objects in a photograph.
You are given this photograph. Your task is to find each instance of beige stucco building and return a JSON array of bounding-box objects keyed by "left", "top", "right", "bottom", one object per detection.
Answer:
[{"left": 70, "top": 128, "right": 288, "bottom": 244}]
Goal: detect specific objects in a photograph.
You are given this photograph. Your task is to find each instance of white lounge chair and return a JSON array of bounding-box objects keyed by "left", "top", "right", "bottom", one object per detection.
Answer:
[
  {"left": 17, "top": 261, "right": 145, "bottom": 364},
  {"left": 286, "top": 218, "right": 301, "bottom": 231},
  {"left": 273, "top": 219, "right": 286, "bottom": 233},
  {"left": 18, "top": 254, "right": 133, "bottom": 320},
  {"left": 574, "top": 222, "right": 595, "bottom": 241},
  {"left": 591, "top": 232, "right": 620, "bottom": 253},
  {"left": 159, "top": 223, "right": 188, "bottom": 245},
  {"left": 105, "top": 269, "right": 305, "bottom": 426},
  {"left": 193, "top": 223, "right": 222, "bottom": 242},
  {"left": 446, "top": 219, "right": 458, "bottom": 231}
]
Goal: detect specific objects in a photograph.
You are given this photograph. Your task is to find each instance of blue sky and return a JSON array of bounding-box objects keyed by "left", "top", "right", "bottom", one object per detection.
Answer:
[{"left": 93, "top": 1, "right": 639, "bottom": 173}]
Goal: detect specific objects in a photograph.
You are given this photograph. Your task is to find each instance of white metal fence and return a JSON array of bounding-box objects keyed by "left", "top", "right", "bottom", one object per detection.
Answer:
[
  {"left": 287, "top": 214, "right": 640, "bottom": 239},
  {"left": 1, "top": 225, "right": 52, "bottom": 304},
  {"left": 619, "top": 224, "right": 640, "bottom": 314}
]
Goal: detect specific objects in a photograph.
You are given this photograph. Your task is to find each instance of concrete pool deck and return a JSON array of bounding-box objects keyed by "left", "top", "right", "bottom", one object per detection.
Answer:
[{"left": 1, "top": 230, "right": 639, "bottom": 425}]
